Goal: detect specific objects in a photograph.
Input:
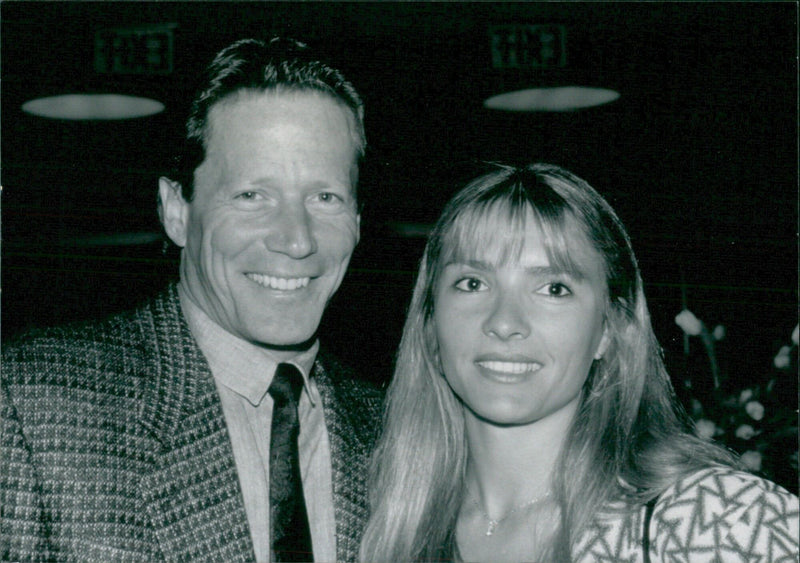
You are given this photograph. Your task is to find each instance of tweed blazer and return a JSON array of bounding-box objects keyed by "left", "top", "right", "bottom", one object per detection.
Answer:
[{"left": 1, "top": 285, "right": 384, "bottom": 562}]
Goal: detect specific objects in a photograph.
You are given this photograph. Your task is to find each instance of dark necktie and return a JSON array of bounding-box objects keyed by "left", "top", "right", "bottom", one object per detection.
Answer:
[{"left": 268, "top": 363, "right": 314, "bottom": 562}]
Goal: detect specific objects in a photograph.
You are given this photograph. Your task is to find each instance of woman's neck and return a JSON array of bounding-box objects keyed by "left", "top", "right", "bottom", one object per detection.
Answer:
[
  {"left": 463, "top": 401, "right": 575, "bottom": 515},
  {"left": 457, "top": 408, "right": 574, "bottom": 562}
]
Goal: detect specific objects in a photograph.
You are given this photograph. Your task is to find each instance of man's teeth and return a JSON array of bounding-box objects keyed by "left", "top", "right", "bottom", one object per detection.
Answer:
[
  {"left": 477, "top": 361, "right": 541, "bottom": 374},
  {"left": 246, "top": 273, "right": 310, "bottom": 290}
]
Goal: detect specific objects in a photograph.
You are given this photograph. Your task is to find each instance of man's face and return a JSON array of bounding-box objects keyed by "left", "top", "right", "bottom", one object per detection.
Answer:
[{"left": 161, "top": 90, "right": 360, "bottom": 355}]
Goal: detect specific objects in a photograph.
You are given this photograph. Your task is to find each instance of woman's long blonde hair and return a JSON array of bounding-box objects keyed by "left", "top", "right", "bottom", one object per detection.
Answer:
[{"left": 359, "top": 163, "right": 736, "bottom": 562}]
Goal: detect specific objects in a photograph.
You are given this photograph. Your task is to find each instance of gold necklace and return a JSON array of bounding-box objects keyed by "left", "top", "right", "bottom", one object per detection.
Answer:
[{"left": 469, "top": 488, "right": 552, "bottom": 536}]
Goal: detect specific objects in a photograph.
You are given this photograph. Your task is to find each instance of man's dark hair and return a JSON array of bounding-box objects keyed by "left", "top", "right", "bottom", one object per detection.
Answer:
[{"left": 169, "top": 37, "right": 366, "bottom": 201}]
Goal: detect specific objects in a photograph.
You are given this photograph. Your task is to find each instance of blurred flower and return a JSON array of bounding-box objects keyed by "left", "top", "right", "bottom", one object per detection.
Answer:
[
  {"left": 722, "top": 394, "right": 738, "bottom": 408},
  {"left": 773, "top": 345, "right": 792, "bottom": 369},
  {"left": 738, "top": 389, "right": 754, "bottom": 404},
  {"left": 792, "top": 324, "right": 799, "bottom": 346},
  {"left": 740, "top": 451, "right": 763, "bottom": 472},
  {"left": 695, "top": 419, "right": 717, "bottom": 440},
  {"left": 745, "top": 401, "right": 765, "bottom": 421},
  {"left": 675, "top": 309, "right": 703, "bottom": 336},
  {"left": 679, "top": 308, "right": 797, "bottom": 494},
  {"left": 736, "top": 424, "right": 756, "bottom": 440}
]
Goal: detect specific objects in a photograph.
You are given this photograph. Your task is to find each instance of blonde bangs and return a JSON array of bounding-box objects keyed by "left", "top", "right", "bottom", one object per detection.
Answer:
[{"left": 438, "top": 196, "right": 596, "bottom": 281}]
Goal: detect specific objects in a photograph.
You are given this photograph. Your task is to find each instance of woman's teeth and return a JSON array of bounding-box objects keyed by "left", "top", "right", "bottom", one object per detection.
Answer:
[{"left": 476, "top": 361, "right": 542, "bottom": 374}]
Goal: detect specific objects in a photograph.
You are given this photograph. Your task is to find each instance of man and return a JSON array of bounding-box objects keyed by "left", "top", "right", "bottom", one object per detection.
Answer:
[{"left": 2, "top": 38, "right": 382, "bottom": 562}]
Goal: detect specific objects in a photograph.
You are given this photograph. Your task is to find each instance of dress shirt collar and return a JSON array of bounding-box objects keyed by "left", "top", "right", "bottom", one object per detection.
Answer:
[{"left": 178, "top": 285, "right": 319, "bottom": 406}]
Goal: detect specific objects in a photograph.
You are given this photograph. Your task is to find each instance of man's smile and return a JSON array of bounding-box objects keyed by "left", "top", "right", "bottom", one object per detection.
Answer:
[{"left": 245, "top": 272, "right": 311, "bottom": 290}]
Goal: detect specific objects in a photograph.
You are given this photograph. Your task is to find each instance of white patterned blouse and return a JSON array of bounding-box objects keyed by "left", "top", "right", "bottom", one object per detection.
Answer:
[{"left": 574, "top": 467, "right": 799, "bottom": 562}]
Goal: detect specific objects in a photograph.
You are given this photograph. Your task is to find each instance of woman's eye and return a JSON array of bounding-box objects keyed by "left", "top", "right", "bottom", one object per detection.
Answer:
[
  {"left": 537, "top": 282, "right": 572, "bottom": 297},
  {"left": 454, "top": 277, "right": 488, "bottom": 292}
]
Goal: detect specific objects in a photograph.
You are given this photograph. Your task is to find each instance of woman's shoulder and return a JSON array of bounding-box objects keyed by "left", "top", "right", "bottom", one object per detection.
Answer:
[
  {"left": 574, "top": 467, "right": 798, "bottom": 562},
  {"left": 657, "top": 465, "right": 797, "bottom": 518},
  {"left": 650, "top": 466, "right": 799, "bottom": 561},
  {"left": 664, "top": 465, "right": 794, "bottom": 497}
]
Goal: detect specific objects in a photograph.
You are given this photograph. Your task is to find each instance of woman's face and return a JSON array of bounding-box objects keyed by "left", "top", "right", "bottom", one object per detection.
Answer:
[{"left": 433, "top": 213, "right": 610, "bottom": 428}]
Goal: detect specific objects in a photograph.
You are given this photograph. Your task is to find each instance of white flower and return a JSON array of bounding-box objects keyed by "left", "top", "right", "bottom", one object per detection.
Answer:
[
  {"left": 740, "top": 450, "right": 763, "bottom": 471},
  {"left": 736, "top": 424, "right": 756, "bottom": 440},
  {"left": 792, "top": 324, "right": 799, "bottom": 346},
  {"left": 773, "top": 345, "right": 792, "bottom": 369},
  {"left": 694, "top": 419, "right": 717, "bottom": 440},
  {"left": 712, "top": 324, "right": 726, "bottom": 341},
  {"left": 675, "top": 310, "right": 703, "bottom": 336},
  {"left": 738, "top": 389, "right": 754, "bottom": 404},
  {"left": 745, "top": 401, "right": 765, "bottom": 421}
]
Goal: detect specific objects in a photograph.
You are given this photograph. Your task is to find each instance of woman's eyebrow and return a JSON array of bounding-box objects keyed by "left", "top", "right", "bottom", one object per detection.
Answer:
[
  {"left": 446, "top": 259, "right": 584, "bottom": 279},
  {"left": 519, "top": 265, "right": 586, "bottom": 282},
  {"left": 444, "top": 258, "right": 494, "bottom": 271},
  {"left": 533, "top": 264, "right": 591, "bottom": 281}
]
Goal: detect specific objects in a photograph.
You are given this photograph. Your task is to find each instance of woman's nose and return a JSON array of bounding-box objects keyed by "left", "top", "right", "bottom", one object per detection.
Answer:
[{"left": 481, "top": 292, "right": 531, "bottom": 340}]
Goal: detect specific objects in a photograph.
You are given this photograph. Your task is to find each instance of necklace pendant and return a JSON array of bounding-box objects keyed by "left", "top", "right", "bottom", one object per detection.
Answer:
[{"left": 486, "top": 520, "right": 498, "bottom": 536}]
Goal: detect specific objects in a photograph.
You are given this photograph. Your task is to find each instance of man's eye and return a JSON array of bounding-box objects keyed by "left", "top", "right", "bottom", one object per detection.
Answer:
[
  {"left": 236, "top": 191, "right": 263, "bottom": 201},
  {"left": 309, "top": 192, "right": 350, "bottom": 214},
  {"left": 454, "top": 277, "right": 488, "bottom": 292},
  {"left": 316, "top": 192, "right": 343, "bottom": 204},
  {"left": 537, "top": 282, "right": 572, "bottom": 297}
]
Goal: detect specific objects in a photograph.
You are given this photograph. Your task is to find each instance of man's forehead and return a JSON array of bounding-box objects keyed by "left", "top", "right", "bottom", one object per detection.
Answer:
[
  {"left": 209, "top": 88, "right": 354, "bottom": 126},
  {"left": 203, "top": 89, "right": 360, "bottom": 162}
]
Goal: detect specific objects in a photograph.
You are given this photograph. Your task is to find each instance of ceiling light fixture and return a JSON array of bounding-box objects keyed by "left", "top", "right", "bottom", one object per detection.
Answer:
[
  {"left": 485, "top": 24, "right": 620, "bottom": 113},
  {"left": 484, "top": 86, "right": 620, "bottom": 112},
  {"left": 22, "top": 93, "right": 164, "bottom": 120}
]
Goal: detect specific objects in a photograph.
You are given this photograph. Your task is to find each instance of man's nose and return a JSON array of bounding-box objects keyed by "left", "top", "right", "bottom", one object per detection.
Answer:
[
  {"left": 265, "top": 202, "right": 317, "bottom": 258},
  {"left": 482, "top": 292, "right": 531, "bottom": 341}
]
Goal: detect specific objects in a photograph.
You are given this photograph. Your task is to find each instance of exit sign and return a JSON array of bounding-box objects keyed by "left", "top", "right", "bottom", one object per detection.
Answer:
[
  {"left": 489, "top": 25, "right": 566, "bottom": 69},
  {"left": 95, "top": 24, "right": 176, "bottom": 75}
]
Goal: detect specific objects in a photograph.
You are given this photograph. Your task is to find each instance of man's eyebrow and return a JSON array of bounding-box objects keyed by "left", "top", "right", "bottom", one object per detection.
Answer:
[
  {"left": 249, "top": 177, "right": 352, "bottom": 192},
  {"left": 247, "top": 177, "right": 278, "bottom": 187}
]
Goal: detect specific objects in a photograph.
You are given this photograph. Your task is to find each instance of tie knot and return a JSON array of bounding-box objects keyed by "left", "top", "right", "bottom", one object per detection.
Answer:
[{"left": 268, "top": 363, "right": 304, "bottom": 406}]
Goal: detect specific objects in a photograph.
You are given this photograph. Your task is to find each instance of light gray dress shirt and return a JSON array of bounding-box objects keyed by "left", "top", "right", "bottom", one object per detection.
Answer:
[{"left": 179, "top": 288, "right": 336, "bottom": 562}]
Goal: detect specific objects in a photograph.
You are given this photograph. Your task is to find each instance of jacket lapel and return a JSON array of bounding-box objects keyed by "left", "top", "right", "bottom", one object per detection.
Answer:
[
  {"left": 136, "top": 287, "right": 255, "bottom": 562},
  {"left": 314, "top": 352, "right": 383, "bottom": 563}
]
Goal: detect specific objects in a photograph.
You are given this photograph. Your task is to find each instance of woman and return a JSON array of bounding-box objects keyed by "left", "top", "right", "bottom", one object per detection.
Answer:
[{"left": 360, "top": 163, "right": 798, "bottom": 561}]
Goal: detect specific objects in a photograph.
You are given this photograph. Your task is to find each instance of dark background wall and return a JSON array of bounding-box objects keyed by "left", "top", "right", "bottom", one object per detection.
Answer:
[{"left": 3, "top": 2, "right": 797, "bottom": 395}]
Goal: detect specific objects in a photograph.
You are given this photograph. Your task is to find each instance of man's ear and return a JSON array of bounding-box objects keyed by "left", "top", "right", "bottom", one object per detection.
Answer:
[{"left": 158, "top": 177, "right": 189, "bottom": 248}]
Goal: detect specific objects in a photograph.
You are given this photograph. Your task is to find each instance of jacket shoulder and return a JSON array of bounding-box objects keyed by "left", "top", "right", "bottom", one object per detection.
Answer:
[
  {"left": 3, "top": 287, "right": 182, "bottom": 383},
  {"left": 1, "top": 288, "right": 186, "bottom": 418},
  {"left": 3, "top": 308, "right": 147, "bottom": 383}
]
